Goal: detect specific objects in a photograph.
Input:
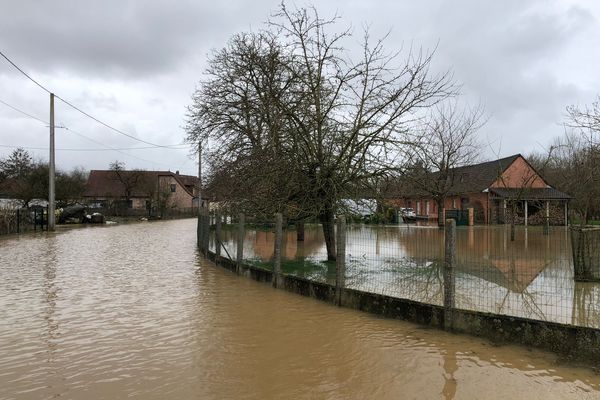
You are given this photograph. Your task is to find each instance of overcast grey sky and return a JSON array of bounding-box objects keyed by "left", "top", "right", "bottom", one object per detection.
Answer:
[{"left": 0, "top": 0, "right": 598, "bottom": 175}]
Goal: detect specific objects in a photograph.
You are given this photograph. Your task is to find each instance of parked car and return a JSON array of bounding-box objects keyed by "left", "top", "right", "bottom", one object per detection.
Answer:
[{"left": 399, "top": 208, "right": 416, "bottom": 222}]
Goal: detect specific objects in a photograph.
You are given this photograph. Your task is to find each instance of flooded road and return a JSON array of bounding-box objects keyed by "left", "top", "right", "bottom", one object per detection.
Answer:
[{"left": 1, "top": 219, "right": 600, "bottom": 399}]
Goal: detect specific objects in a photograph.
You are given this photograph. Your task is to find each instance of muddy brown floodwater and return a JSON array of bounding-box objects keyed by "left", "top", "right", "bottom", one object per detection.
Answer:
[{"left": 1, "top": 219, "right": 599, "bottom": 399}]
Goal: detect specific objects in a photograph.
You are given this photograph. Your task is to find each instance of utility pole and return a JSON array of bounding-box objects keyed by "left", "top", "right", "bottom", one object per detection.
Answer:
[{"left": 48, "top": 93, "right": 56, "bottom": 231}]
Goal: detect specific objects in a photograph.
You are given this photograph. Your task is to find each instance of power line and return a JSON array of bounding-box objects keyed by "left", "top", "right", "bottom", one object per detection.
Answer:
[
  {"left": 55, "top": 94, "right": 180, "bottom": 148},
  {"left": 0, "top": 49, "right": 183, "bottom": 148},
  {"left": 0, "top": 98, "right": 48, "bottom": 125},
  {"left": 0, "top": 97, "right": 189, "bottom": 150},
  {"left": 61, "top": 126, "right": 180, "bottom": 168},
  {"left": 0, "top": 98, "right": 189, "bottom": 168},
  {"left": 0, "top": 50, "right": 52, "bottom": 94},
  {"left": 0, "top": 143, "right": 188, "bottom": 152}
]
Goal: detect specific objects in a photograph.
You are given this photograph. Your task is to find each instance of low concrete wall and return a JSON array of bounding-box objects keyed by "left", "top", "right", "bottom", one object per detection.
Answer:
[{"left": 206, "top": 250, "right": 600, "bottom": 364}]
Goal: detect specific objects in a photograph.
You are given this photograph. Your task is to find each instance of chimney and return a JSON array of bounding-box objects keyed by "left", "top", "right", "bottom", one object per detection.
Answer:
[{"left": 176, "top": 170, "right": 179, "bottom": 175}]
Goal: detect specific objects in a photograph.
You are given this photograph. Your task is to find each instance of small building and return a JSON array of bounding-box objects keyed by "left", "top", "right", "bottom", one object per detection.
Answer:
[
  {"left": 388, "top": 154, "right": 571, "bottom": 225},
  {"left": 84, "top": 170, "right": 203, "bottom": 214}
]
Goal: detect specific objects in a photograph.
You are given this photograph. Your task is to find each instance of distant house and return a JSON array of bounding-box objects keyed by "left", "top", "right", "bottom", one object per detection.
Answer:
[
  {"left": 388, "top": 154, "right": 571, "bottom": 225},
  {"left": 84, "top": 170, "right": 204, "bottom": 214}
]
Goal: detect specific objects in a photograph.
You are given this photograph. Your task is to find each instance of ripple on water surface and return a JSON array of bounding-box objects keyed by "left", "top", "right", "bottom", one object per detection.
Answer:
[{"left": 0, "top": 219, "right": 599, "bottom": 399}]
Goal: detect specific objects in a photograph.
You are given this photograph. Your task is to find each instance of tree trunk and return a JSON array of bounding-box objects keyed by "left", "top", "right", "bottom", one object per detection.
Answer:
[
  {"left": 583, "top": 202, "right": 590, "bottom": 227},
  {"left": 297, "top": 220, "right": 305, "bottom": 241},
  {"left": 437, "top": 198, "right": 444, "bottom": 229},
  {"left": 320, "top": 208, "right": 336, "bottom": 261},
  {"left": 510, "top": 203, "right": 516, "bottom": 242}
]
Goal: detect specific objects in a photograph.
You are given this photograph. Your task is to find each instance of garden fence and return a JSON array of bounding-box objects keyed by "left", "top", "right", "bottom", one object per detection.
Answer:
[{"left": 198, "top": 212, "right": 600, "bottom": 330}]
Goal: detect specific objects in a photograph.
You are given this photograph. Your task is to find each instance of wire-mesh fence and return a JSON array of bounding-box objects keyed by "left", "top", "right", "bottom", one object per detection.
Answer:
[
  {"left": 200, "top": 212, "right": 600, "bottom": 329},
  {"left": 0, "top": 207, "right": 49, "bottom": 235}
]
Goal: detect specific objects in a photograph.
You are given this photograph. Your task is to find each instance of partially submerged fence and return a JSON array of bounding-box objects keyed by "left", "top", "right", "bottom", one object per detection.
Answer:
[
  {"left": 571, "top": 226, "right": 600, "bottom": 282},
  {"left": 197, "top": 212, "right": 600, "bottom": 362},
  {"left": 0, "top": 207, "right": 49, "bottom": 235}
]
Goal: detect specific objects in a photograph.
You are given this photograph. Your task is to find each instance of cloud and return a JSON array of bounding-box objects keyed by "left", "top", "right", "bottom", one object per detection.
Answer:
[
  {"left": 0, "top": 0, "right": 599, "bottom": 174},
  {"left": 0, "top": 0, "right": 272, "bottom": 78}
]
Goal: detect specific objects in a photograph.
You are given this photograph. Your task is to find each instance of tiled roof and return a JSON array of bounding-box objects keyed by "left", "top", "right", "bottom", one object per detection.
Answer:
[
  {"left": 489, "top": 187, "right": 572, "bottom": 200},
  {"left": 388, "top": 154, "right": 522, "bottom": 197},
  {"left": 84, "top": 170, "right": 199, "bottom": 198},
  {"left": 441, "top": 154, "right": 522, "bottom": 194}
]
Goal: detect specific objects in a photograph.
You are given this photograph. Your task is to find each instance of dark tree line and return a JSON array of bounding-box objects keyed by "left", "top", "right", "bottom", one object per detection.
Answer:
[
  {"left": 530, "top": 96, "right": 600, "bottom": 225},
  {"left": 0, "top": 148, "right": 87, "bottom": 207},
  {"left": 186, "top": 3, "right": 458, "bottom": 260}
]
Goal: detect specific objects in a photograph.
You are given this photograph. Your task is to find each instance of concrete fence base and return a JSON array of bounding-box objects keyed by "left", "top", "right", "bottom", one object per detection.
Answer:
[{"left": 205, "top": 250, "right": 600, "bottom": 365}]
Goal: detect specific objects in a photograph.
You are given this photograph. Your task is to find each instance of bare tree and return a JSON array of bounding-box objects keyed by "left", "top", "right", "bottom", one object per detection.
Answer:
[
  {"left": 109, "top": 161, "right": 145, "bottom": 216},
  {"left": 534, "top": 132, "right": 600, "bottom": 225},
  {"left": 567, "top": 96, "right": 600, "bottom": 133},
  {"left": 401, "top": 102, "right": 484, "bottom": 227},
  {"left": 186, "top": 3, "right": 456, "bottom": 260},
  {"left": 563, "top": 96, "right": 600, "bottom": 224}
]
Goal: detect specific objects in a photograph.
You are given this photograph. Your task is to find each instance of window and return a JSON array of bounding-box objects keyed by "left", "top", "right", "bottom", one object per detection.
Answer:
[
  {"left": 452, "top": 198, "right": 457, "bottom": 209},
  {"left": 425, "top": 201, "right": 430, "bottom": 215},
  {"left": 170, "top": 184, "right": 176, "bottom": 193}
]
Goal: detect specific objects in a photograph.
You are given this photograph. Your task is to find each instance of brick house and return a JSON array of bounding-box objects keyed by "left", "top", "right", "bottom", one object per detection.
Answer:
[
  {"left": 84, "top": 170, "right": 203, "bottom": 214},
  {"left": 388, "top": 154, "right": 571, "bottom": 225}
]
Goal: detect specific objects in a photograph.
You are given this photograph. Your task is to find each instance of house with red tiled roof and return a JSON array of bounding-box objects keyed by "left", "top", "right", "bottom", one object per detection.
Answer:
[
  {"left": 84, "top": 169, "right": 202, "bottom": 215},
  {"left": 388, "top": 154, "right": 571, "bottom": 225}
]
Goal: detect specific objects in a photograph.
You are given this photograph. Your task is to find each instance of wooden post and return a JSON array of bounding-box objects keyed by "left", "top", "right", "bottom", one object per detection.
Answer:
[
  {"left": 502, "top": 199, "right": 507, "bottom": 224},
  {"left": 196, "top": 211, "right": 202, "bottom": 251},
  {"left": 203, "top": 208, "right": 210, "bottom": 255},
  {"left": 296, "top": 220, "right": 305, "bottom": 242},
  {"left": 335, "top": 215, "right": 346, "bottom": 306},
  {"left": 199, "top": 211, "right": 207, "bottom": 254},
  {"left": 564, "top": 202, "right": 568, "bottom": 227},
  {"left": 444, "top": 219, "right": 456, "bottom": 331},
  {"left": 524, "top": 200, "right": 528, "bottom": 227},
  {"left": 215, "top": 211, "right": 222, "bottom": 259},
  {"left": 273, "top": 213, "right": 283, "bottom": 288},
  {"left": 236, "top": 213, "right": 245, "bottom": 274}
]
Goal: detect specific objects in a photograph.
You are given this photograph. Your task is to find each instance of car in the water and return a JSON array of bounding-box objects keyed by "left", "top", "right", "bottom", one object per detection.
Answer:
[{"left": 398, "top": 207, "right": 416, "bottom": 222}]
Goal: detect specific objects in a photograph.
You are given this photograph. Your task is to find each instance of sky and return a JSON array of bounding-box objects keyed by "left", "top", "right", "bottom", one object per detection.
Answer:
[{"left": 0, "top": 0, "right": 599, "bottom": 176}]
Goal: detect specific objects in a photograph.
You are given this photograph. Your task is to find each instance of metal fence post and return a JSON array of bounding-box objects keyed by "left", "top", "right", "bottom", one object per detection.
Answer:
[
  {"left": 335, "top": 215, "right": 346, "bottom": 306},
  {"left": 444, "top": 218, "right": 456, "bottom": 331},
  {"left": 196, "top": 210, "right": 202, "bottom": 251},
  {"left": 202, "top": 209, "right": 210, "bottom": 255},
  {"left": 215, "top": 211, "right": 222, "bottom": 260},
  {"left": 236, "top": 213, "right": 245, "bottom": 274},
  {"left": 273, "top": 213, "right": 283, "bottom": 288}
]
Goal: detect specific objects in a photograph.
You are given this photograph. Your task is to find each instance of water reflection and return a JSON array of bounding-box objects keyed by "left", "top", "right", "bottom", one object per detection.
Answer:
[
  {"left": 0, "top": 219, "right": 599, "bottom": 399},
  {"left": 213, "top": 224, "right": 600, "bottom": 328}
]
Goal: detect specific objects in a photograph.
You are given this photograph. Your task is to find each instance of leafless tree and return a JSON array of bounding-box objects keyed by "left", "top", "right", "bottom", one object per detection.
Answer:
[
  {"left": 567, "top": 96, "right": 600, "bottom": 134},
  {"left": 528, "top": 97, "right": 600, "bottom": 226},
  {"left": 534, "top": 132, "right": 600, "bottom": 225},
  {"left": 563, "top": 96, "right": 600, "bottom": 223},
  {"left": 401, "top": 101, "right": 484, "bottom": 227},
  {"left": 186, "top": 3, "right": 456, "bottom": 260},
  {"left": 109, "top": 161, "right": 145, "bottom": 216}
]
